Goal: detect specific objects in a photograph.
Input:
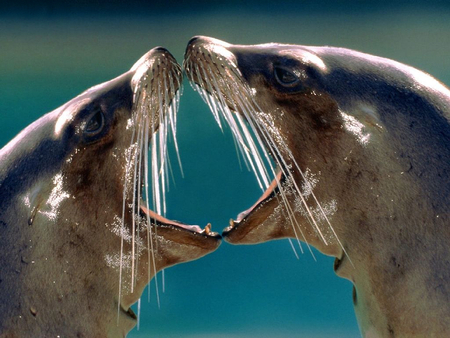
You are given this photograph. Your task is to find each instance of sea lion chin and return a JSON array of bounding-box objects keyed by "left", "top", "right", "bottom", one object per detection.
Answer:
[
  {"left": 184, "top": 36, "right": 450, "bottom": 337},
  {"left": 0, "top": 47, "right": 221, "bottom": 337}
]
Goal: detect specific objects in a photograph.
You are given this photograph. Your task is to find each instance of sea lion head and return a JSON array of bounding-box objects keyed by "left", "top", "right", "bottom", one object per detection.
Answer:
[
  {"left": 0, "top": 47, "right": 221, "bottom": 337},
  {"left": 184, "top": 36, "right": 450, "bottom": 336}
]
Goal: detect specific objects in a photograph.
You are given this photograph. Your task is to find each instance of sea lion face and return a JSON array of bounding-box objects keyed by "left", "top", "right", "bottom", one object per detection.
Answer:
[
  {"left": 185, "top": 36, "right": 450, "bottom": 336},
  {"left": 0, "top": 47, "right": 221, "bottom": 337},
  {"left": 185, "top": 37, "right": 367, "bottom": 255}
]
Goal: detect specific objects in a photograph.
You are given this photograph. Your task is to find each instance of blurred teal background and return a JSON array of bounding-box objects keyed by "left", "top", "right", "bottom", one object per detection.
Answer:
[{"left": 1, "top": 2, "right": 450, "bottom": 337}]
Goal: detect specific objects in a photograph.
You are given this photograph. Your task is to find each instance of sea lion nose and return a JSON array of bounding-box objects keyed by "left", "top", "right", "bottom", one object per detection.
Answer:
[
  {"left": 186, "top": 36, "right": 215, "bottom": 47},
  {"left": 186, "top": 36, "right": 231, "bottom": 51},
  {"left": 152, "top": 46, "right": 170, "bottom": 54},
  {"left": 187, "top": 36, "right": 201, "bottom": 46},
  {"left": 185, "top": 36, "right": 208, "bottom": 55}
]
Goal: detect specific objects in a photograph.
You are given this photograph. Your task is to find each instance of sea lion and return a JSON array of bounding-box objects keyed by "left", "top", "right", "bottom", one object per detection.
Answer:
[
  {"left": 0, "top": 47, "right": 221, "bottom": 337},
  {"left": 184, "top": 36, "right": 450, "bottom": 337}
]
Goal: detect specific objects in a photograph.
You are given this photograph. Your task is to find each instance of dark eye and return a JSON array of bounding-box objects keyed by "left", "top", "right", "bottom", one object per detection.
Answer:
[
  {"left": 274, "top": 66, "right": 300, "bottom": 86},
  {"left": 84, "top": 109, "right": 104, "bottom": 135}
]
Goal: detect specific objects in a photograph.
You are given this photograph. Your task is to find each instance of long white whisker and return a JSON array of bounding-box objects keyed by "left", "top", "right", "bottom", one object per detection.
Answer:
[
  {"left": 130, "top": 121, "right": 140, "bottom": 293},
  {"left": 202, "top": 63, "right": 253, "bottom": 172},
  {"left": 288, "top": 238, "right": 300, "bottom": 259},
  {"left": 146, "top": 112, "right": 160, "bottom": 308}
]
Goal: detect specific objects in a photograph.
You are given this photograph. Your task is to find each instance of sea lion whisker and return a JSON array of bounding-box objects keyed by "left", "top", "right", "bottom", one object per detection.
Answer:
[
  {"left": 217, "top": 97, "right": 255, "bottom": 174},
  {"left": 200, "top": 64, "right": 254, "bottom": 173},
  {"left": 201, "top": 61, "right": 232, "bottom": 129},
  {"left": 203, "top": 60, "right": 277, "bottom": 190},
  {"left": 161, "top": 121, "right": 169, "bottom": 213},
  {"left": 157, "top": 76, "right": 166, "bottom": 216},
  {"left": 232, "top": 87, "right": 278, "bottom": 185},
  {"left": 199, "top": 65, "right": 245, "bottom": 171},
  {"left": 191, "top": 80, "right": 236, "bottom": 154},
  {"left": 229, "top": 87, "right": 271, "bottom": 189},
  {"left": 163, "top": 116, "right": 170, "bottom": 213},
  {"left": 166, "top": 78, "right": 184, "bottom": 179},
  {"left": 198, "top": 82, "right": 224, "bottom": 131},
  {"left": 168, "top": 72, "right": 180, "bottom": 140},
  {"left": 167, "top": 145, "right": 177, "bottom": 187},
  {"left": 144, "top": 112, "right": 161, "bottom": 308},
  {"left": 198, "top": 64, "right": 224, "bottom": 130},
  {"left": 174, "top": 78, "right": 183, "bottom": 115},
  {"left": 116, "top": 106, "right": 142, "bottom": 321},
  {"left": 280, "top": 190, "right": 316, "bottom": 259},
  {"left": 288, "top": 238, "right": 301, "bottom": 259},
  {"left": 151, "top": 100, "right": 161, "bottom": 216},
  {"left": 133, "top": 110, "right": 147, "bottom": 291},
  {"left": 130, "top": 126, "right": 140, "bottom": 293},
  {"left": 232, "top": 104, "right": 268, "bottom": 190},
  {"left": 215, "top": 75, "right": 270, "bottom": 182},
  {"left": 129, "top": 90, "right": 146, "bottom": 296},
  {"left": 136, "top": 298, "right": 141, "bottom": 330},
  {"left": 160, "top": 74, "right": 169, "bottom": 292},
  {"left": 190, "top": 63, "right": 222, "bottom": 128},
  {"left": 136, "top": 117, "right": 146, "bottom": 283},
  {"left": 164, "top": 73, "right": 176, "bottom": 205}
]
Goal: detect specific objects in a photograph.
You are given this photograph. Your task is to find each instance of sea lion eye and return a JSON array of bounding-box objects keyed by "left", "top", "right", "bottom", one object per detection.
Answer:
[
  {"left": 274, "top": 66, "right": 300, "bottom": 86},
  {"left": 84, "top": 109, "right": 104, "bottom": 135}
]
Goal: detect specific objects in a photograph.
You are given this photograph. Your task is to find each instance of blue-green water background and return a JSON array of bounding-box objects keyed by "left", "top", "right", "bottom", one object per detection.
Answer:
[{"left": 1, "top": 2, "right": 450, "bottom": 337}]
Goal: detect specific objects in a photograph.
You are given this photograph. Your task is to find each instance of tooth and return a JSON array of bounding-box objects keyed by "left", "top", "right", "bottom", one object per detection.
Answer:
[
  {"left": 229, "top": 219, "right": 235, "bottom": 228},
  {"left": 204, "top": 223, "right": 211, "bottom": 235}
]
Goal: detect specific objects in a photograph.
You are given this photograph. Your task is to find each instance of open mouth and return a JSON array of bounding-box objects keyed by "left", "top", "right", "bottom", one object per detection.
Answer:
[{"left": 139, "top": 204, "right": 221, "bottom": 241}]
